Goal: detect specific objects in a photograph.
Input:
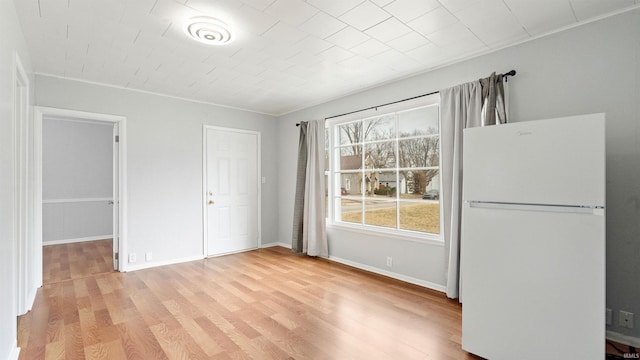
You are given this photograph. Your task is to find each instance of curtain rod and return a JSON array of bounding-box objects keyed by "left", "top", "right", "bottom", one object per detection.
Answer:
[{"left": 296, "top": 69, "right": 516, "bottom": 126}]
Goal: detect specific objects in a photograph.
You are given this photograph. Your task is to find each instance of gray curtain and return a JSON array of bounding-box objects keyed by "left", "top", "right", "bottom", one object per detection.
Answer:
[
  {"left": 292, "top": 120, "right": 328, "bottom": 257},
  {"left": 441, "top": 81, "right": 483, "bottom": 299},
  {"left": 292, "top": 122, "right": 309, "bottom": 253},
  {"left": 480, "top": 72, "right": 507, "bottom": 125},
  {"left": 441, "top": 72, "right": 510, "bottom": 299}
]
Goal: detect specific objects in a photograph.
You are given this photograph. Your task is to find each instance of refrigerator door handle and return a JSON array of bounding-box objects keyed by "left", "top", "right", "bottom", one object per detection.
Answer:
[{"left": 466, "top": 201, "right": 605, "bottom": 215}]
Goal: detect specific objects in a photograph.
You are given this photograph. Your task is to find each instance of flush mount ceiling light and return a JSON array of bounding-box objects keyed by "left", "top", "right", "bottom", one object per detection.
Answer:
[{"left": 185, "top": 16, "right": 232, "bottom": 45}]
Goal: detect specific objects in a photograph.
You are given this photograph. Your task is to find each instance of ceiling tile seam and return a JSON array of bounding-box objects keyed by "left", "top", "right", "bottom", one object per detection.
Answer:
[
  {"left": 568, "top": 1, "right": 579, "bottom": 22},
  {"left": 397, "top": 9, "right": 447, "bottom": 51},
  {"left": 260, "top": 20, "right": 281, "bottom": 36},
  {"left": 339, "top": 2, "right": 393, "bottom": 32},
  {"left": 360, "top": 15, "right": 394, "bottom": 34},
  {"left": 445, "top": 7, "right": 490, "bottom": 48},
  {"left": 133, "top": 30, "right": 142, "bottom": 44},
  {"left": 304, "top": 0, "right": 364, "bottom": 18},
  {"left": 298, "top": 10, "right": 348, "bottom": 40},
  {"left": 149, "top": 0, "right": 159, "bottom": 14},
  {"left": 376, "top": 17, "right": 433, "bottom": 48},
  {"left": 236, "top": 0, "right": 276, "bottom": 13},
  {"left": 499, "top": 0, "right": 532, "bottom": 37},
  {"left": 161, "top": 23, "right": 172, "bottom": 37}
]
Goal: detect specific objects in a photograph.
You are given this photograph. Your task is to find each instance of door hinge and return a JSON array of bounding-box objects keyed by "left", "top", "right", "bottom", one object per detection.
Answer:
[
  {"left": 115, "top": 135, "right": 119, "bottom": 143},
  {"left": 114, "top": 252, "right": 119, "bottom": 260}
]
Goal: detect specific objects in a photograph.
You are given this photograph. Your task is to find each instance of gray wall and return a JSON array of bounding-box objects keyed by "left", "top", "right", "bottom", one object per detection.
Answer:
[
  {"left": 35, "top": 75, "right": 279, "bottom": 268},
  {"left": 0, "top": 0, "right": 34, "bottom": 357},
  {"left": 42, "top": 118, "right": 114, "bottom": 243},
  {"left": 277, "top": 9, "right": 640, "bottom": 338}
]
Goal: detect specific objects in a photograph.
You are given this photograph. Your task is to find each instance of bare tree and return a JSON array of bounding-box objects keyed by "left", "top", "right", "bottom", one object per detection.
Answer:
[
  {"left": 398, "top": 128, "right": 439, "bottom": 194},
  {"left": 339, "top": 117, "right": 385, "bottom": 155}
]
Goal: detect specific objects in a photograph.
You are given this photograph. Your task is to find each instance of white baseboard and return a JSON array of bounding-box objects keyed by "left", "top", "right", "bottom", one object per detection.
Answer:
[
  {"left": 328, "top": 255, "right": 446, "bottom": 293},
  {"left": 123, "top": 255, "right": 205, "bottom": 272},
  {"left": 43, "top": 235, "right": 112, "bottom": 246},
  {"left": 24, "top": 286, "right": 37, "bottom": 313},
  {"left": 9, "top": 344, "right": 20, "bottom": 360},
  {"left": 607, "top": 330, "right": 640, "bottom": 347},
  {"left": 261, "top": 242, "right": 291, "bottom": 249}
]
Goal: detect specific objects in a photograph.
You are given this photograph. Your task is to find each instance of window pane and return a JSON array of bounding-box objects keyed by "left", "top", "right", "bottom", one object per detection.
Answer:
[
  {"left": 337, "top": 146, "right": 362, "bottom": 169},
  {"left": 399, "top": 199, "right": 440, "bottom": 234},
  {"left": 338, "top": 173, "right": 361, "bottom": 195},
  {"left": 364, "top": 114, "right": 395, "bottom": 141},
  {"left": 409, "top": 169, "right": 440, "bottom": 196},
  {"left": 364, "top": 141, "right": 395, "bottom": 169},
  {"left": 339, "top": 121, "right": 363, "bottom": 146},
  {"left": 376, "top": 171, "right": 397, "bottom": 197},
  {"left": 365, "top": 198, "right": 397, "bottom": 229},
  {"left": 398, "top": 137, "right": 440, "bottom": 167},
  {"left": 398, "top": 106, "right": 439, "bottom": 137},
  {"left": 339, "top": 197, "right": 362, "bottom": 224}
]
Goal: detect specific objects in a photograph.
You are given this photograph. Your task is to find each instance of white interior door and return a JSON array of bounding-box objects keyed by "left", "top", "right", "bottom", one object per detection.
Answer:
[{"left": 205, "top": 127, "right": 259, "bottom": 256}]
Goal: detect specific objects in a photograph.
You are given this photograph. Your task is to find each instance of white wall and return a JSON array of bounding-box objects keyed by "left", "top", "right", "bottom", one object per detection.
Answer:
[
  {"left": 42, "top": 118, "right": 113, "bottom": 244},
  {"left": 0, "top": 0, "right": 33, "bottom": 358},
  {"left": 35, "top": 75, "right": 279, "bottom": 269},
  {"left": 277, "top": 9, "right": 640, "bottom": 339}
]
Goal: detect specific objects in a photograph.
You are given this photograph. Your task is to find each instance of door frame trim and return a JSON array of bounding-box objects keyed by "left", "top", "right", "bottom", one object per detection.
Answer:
[
  {"left": 34, "top": 106, "right": 127, "bottom": 274},
  {"left": 202, "top": 125, "right": 262, "bottom": 257},
  {"left": 13, "top": 52, "right": 31, "bottom": 316}
]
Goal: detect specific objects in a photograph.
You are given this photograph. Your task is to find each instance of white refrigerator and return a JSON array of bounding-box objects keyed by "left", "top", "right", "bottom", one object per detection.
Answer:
[{"left": 461, "top": 113, "right": 605, "bottom": 359}]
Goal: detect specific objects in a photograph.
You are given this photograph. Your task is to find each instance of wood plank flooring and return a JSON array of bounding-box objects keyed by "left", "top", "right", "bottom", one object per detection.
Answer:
[
  {"left": 43, "top": 239, "right": 114, "bottom": 284},
  {"left": 20, "top": 246, "right": 482, "bottom": 359}
]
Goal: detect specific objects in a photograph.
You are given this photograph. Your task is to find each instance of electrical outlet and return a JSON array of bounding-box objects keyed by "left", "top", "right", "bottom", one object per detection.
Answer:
[
  {"left": 145, "top": 252, "right": 152, "bottom": 261},
  {"left": 386, "top": 256, "right": 393, "bottom": 267},
  {"left": 620, "top": 311, "right": 634, "bottom": 329},
  {"left": 606, "top": 308, "right": 612, "bottom": 326},
  {"left": 129, "top": 253, "right": 136, "bottom": 263}
]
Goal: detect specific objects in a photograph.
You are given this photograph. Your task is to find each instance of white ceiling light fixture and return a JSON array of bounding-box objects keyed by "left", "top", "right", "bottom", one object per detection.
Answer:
[{"left": 185, "top": 16, "right": 233, "bottom": 45}]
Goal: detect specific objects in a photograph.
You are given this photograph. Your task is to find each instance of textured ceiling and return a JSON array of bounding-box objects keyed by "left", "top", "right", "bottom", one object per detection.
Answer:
[{"left": 15, "top": 0, "right": 640, "bottom": 115}]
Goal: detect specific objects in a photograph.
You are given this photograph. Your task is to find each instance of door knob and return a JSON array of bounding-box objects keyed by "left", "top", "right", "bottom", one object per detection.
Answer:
[{"left": 208, "top": 200, "right": 215, "bottom": 205}]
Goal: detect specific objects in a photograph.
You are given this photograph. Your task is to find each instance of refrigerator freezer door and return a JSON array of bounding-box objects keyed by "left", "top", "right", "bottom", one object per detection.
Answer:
[
  {"left": 463, "top": 113, "right": 605, "bottom": 207},
  {"left": 461, "top": 204, "right": 605, "bottom": 360}
]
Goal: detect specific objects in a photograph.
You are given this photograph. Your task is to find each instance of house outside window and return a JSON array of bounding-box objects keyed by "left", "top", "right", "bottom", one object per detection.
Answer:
[{"left": 327, "top": 95, "right": 442, "bottom": 241}]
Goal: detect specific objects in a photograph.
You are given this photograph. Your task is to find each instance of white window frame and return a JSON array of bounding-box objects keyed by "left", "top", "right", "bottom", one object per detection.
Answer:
[{"left": 326, "top": 94, "right": 443, "bottom": 244}]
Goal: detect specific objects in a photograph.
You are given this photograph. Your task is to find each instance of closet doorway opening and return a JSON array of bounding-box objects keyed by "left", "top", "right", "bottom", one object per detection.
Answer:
[{"left": 35, "top": 107, "right": 126, "bottom": 284}]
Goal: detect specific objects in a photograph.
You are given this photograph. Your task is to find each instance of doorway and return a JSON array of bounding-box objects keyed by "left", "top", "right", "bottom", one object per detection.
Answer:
[
  {"left": 34, "top": 107, "right": 126, "bottom": 285},
  {"left": 203, "top": 126, "right": 261, "bottom": 257},
  {"left": 41, "top": 117, "right": 115, "bottom": 282}
]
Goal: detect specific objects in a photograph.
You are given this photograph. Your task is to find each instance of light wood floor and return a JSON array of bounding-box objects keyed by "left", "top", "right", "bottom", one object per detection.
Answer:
[
  {"left": 43, "top": 239, "right": 114, "bottom": 284},
  {"left": 19, "top": 246, "right": 482, "bottom": 359}
]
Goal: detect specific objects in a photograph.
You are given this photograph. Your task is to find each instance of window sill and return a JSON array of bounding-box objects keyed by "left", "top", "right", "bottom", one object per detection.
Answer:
[{"left": 327, "top": 221, "right": 444, "bottom": 246}]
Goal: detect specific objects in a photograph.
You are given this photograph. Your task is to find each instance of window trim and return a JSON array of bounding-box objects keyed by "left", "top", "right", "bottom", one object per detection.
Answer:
[{"left": 326, "top": 94, "right": 443, "bottom": 243}]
